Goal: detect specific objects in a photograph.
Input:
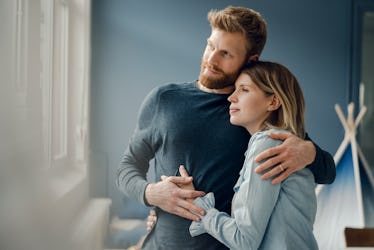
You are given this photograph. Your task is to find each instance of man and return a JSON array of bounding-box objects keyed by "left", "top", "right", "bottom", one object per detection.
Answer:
[{"left": 117, "top": 6, "right": 335, "bottom": 250}]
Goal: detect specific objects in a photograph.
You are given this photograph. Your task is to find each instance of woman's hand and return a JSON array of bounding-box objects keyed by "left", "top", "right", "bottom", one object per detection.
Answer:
[{"left": 146, "top": 207, "right": 157, "bottom": 232}]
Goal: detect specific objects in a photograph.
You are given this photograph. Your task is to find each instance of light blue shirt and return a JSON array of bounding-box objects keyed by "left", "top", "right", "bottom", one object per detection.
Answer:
[{"left": 190, "top": 129, "right": 318, "bottom": 250}]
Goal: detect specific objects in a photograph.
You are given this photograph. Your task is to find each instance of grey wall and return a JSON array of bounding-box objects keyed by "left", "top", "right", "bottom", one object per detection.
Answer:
[{"left": 91, "top": 0, "right": 351, "bottom": 217}]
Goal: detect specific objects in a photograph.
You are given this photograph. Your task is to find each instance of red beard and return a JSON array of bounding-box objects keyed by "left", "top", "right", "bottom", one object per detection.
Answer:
[{"left": 198, "top": 60, "right": 239, "bottom": 90}]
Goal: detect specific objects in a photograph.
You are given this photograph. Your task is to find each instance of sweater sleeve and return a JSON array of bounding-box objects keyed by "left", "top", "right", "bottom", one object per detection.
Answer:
[
  {"left": 305, "top": 133, "right": 336, "bottom": 184},
  {"left": 116, "top": 87, "right": 160, "bottom": 205}
]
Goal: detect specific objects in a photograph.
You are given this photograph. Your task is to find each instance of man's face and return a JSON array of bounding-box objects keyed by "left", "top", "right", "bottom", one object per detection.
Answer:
[{"left": 199, "top": 29, "right": 248, "bottom": 89}]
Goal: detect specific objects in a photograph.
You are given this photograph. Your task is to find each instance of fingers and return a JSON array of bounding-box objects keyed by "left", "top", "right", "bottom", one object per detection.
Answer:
[
  {"left": 173, "top": 206, "right": 202, "bottom": 221},
  {"left": 258, "top": 163, "right": 282, "bottom": 179},
  {"left": 160, "top": 197, "right": 205, "bottom": 221},
  {"left": 271, "top": 171, "right": 289, "bottom": 184},
  {"left": 254, "top": 146, "right": 284, "bottom": 174},
  {"left": 165, "top": 175, "right": 193, "bottom": 185},
  {"left": 180, "top": 188, "right": 205, "bottom": 200},
  {"left": 179, "top": 165, "right": 190, "bottom": 177},
  {"left": 177, "top": 199, "right": 206, "bottom": 219},
  {"left": 147, "top": 168, "right": 206, "bottom": 221},
  {"left": 267, "top": 131, "right": 293, "bottom": 141},
  {"left": 270, "top": 162, "right": 303, "bottom": 184},
  {"left": 146, "top": 209, "right": 157, "bottom": 231},
  {"left": 254, "top": 144, "right": 283, "bottom": 164},
  {"left": 254, "top": 132, "right": 293, "bottom": 163}
]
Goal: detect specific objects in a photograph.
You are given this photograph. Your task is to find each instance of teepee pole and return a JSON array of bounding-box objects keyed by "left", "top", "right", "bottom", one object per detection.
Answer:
[
  {"left": 335, "top": 104, "right": 350, "bottom": 133},
  {"left": 316, "top": 102, "right": 368, "bottom": 226},
  {"left": 350, "top": 128, "right": 365, "bottom": 227},
  {"left": 357, "top": 143, "right": 374, "bottom": 189},
  {"left": 354, "top": 106, "right": 367, "bottom": 129},
  {"left": 333, "top": 104, "right": 350, "bottom": 163}
]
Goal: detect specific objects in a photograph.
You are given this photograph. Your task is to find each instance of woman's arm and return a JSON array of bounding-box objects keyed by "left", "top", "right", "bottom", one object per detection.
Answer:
[{"left": 189, "top": 133, "right": 282, "bottom": 249}]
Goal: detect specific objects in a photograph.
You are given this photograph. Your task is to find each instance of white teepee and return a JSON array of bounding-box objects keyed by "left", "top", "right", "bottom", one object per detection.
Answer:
[{"left": 314, "top": 102, "right": 374, "bottom": 250}]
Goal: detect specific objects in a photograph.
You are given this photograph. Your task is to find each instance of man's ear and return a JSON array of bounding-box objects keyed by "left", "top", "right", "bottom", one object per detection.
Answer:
[
  {"left": 247, "top": 54, "right": 259, "bottom": 63},
  {"left": 268, "top": 95, "right": 281, "bottom": 111}
]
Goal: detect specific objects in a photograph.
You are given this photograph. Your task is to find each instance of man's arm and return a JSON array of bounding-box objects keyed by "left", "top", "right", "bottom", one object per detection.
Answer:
[
  {"left": 116, "top": 88, "right": 159, "bottom": 204},
  {"left": 304, "top": 133, "right": 336, "bottom": 184},
  {"left": 116, "top": 87, "right": 205, "bottom": 220},
  {"left": 253, "top": 131, "right": 336, "bottom": 184}
]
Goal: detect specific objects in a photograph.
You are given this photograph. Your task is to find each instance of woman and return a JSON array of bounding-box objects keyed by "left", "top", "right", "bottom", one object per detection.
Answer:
[{"left": 183, "top": 61, "right": 318, "bottom": 250}]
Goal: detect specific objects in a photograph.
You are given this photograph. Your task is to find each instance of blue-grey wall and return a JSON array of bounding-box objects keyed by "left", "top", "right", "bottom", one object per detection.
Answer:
[{"left": 91, "top": 0, "right": 351, "bottom": 217}]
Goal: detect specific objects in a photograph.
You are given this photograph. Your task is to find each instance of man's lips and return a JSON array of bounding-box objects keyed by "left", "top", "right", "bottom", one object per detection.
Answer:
[
  {"left": 204, "top": 64, "right": 223, "bottom": 75},
  {"left": 207, "top": 67, "right": 220, "bottom": 74}
]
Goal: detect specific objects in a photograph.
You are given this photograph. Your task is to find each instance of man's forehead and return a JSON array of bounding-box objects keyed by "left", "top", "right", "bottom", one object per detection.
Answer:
[{"left": 209, "top": 29, "right": 247, "bottom": 53}]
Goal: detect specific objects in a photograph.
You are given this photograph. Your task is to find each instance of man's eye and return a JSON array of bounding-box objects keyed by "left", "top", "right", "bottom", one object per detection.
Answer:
[{"left": 221, "top": 51, "right": 229, "bottom": 57}]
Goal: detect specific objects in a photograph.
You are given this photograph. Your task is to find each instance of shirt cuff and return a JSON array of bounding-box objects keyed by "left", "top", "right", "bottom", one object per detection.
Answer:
[{"left": 189, "top": 192, "right": 216, "bottom": 237}]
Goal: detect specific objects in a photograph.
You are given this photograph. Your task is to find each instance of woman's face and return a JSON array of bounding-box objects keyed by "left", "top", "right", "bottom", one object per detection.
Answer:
[{"left": 228, "top": 73, "right": 274, "bottom": 134}]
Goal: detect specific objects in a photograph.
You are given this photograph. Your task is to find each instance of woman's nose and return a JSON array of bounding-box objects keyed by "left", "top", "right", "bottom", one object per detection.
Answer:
[{"left": 228, "top": 93, "right": 236, "bottom": 103}]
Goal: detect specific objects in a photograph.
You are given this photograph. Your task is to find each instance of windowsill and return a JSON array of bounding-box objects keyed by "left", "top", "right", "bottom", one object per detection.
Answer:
[{"left": 48, "top": 163, "right": 88, "bottom": 202}]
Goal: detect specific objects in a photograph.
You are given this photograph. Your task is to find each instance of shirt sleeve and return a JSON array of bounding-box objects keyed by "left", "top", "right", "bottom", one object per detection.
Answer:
[
  {"left": 305, "top": 133, "right": 336, "bottom": 184},
  {"left": 190, "top": 133, "right": 282, "bottom": 250},
  {"left": 116, "top": 87, "right": 160, "bottom": 205}
]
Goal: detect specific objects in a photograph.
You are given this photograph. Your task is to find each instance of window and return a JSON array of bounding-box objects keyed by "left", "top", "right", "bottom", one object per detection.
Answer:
[
  {"left": 11, "top": 0, "right": 91, "bottom": 197},
  {"left": 40, "top": 0, "right": 90, "bottom": 171}
]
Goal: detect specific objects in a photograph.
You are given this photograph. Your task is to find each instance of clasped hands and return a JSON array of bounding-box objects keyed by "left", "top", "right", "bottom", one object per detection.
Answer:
[{"left": 144, "top": 132, "right": 316, "bottom": 222}]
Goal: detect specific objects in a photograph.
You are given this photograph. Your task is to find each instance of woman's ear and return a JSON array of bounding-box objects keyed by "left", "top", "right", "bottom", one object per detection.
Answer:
[{"left": 268, "top": 95, "right": 281, "bottom": 111}]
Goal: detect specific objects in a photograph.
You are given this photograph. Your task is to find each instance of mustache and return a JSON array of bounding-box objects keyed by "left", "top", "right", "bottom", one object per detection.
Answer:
[{"left": 203, "top": 61, "right": 224, "bottom": 74}]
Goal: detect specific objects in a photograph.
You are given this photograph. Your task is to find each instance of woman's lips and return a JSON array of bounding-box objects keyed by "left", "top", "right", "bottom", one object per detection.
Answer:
[{"left": 229, "top": 107, "right": 239, "bottom": 115}]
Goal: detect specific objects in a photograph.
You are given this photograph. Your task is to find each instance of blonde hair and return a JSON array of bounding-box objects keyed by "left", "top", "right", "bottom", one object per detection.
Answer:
[
  {"left": 207, "top": 6, "right": 267, "bottom": 57},
  {"left": 241, "top": 61, "right": 306, "bottom": 138}
]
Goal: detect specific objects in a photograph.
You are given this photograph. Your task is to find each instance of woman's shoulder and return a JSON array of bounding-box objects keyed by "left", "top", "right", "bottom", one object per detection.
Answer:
[
  {"left": 247, "top": 129, "right": 288, "bottom": 156},
  {"left": 251, "top": 128, "right": 288, "bottom": 143}
]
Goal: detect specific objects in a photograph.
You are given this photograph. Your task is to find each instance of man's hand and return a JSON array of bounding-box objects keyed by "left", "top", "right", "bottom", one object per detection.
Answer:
[
  {"left": 145, "top": 173, "right": 205, "bottom": 221},
  {"left": 254, "top": 131, "right": 316, "bottom": 184},
  {"left": 177, "top": 165, "right": 196, "bottom": 203}
]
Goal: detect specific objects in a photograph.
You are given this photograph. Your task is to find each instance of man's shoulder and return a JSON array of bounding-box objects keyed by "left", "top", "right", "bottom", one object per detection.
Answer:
[
  {"left": 153, "top": 81, "right": 195, "bottom": 94},
  {"left": 146, "top": 81, "right": 196, "bottom": 103}
]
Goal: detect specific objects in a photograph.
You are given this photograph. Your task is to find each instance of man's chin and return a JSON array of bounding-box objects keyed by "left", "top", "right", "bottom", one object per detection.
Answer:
[{"left": 200, "top": 79, "right": 234, "bottom": 89}]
